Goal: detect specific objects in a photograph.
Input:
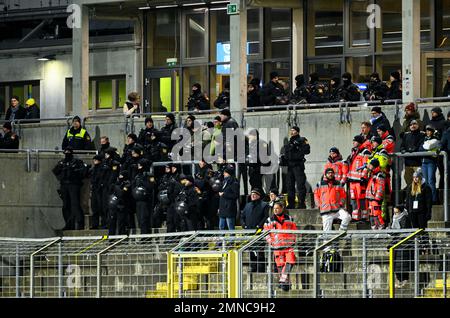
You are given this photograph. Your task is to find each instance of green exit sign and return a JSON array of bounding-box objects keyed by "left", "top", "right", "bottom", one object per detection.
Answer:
[{"left": 227, "top": 3, "right": 239, "bottom": 15}]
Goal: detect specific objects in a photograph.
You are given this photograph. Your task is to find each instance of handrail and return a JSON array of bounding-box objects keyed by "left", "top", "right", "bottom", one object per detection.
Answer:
[
  {"left": 393, "top": 151, "right": 448, "bottom": 222},
  {"left": 389, "top": 228, "right": 424, "bottom": 298},
  {"left": 416, "top": 96, "right": 450, "bottom": 103}
]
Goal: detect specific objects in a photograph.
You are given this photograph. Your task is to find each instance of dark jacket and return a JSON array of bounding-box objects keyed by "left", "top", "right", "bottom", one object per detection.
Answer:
[
  {"left": 386, "top": 79, "right": 402, "bottom": 100},
  {"left": 261, "top": 81, "right": 288, "bottom": 106},
  {"left": 291, "top": 85, "right": 309, "bottom": 104},
  {"left": 338, "top": 82, "right": 361, "bottom": 102},
  {"left": 281, "top": 135, "right": 311, "bottom": 168},
  {"left": 160, "top": 123, "right": 177, "bottom": 151},
  {"left": 247, "top": 87, "right": 261, "bottom": 109},
  {"left": 405, "top": 181, "right": 433, "bottom": 220},
  {"left": 52, "top": 157, "right": 87, "bottom": 186},
  {"left": 0, "top": 131, "right": 19, "bottom": 150},
  {"left": 187, "top": 91, "right": 209, "bottom": 111},
  {"left": 401, "top": 111, "right": 423, "bottom": 136},
  {"left": 62, "top": 127, "right": 92, "bottom": 150},
  {"left": 364, "top": 80, "right": 388, "bottom": 101},
  {"left": 400, "top": 130, "right": 425, "bottom": 166},
  {"left": 370, "top": 114, "right": 392, "bottom": 137},
  {"left": 5, "top": 105, "right": 26, "bottom": 121},
  {"left": 132, "top": 170, "right": 155, "bottom": 201},
  {"left": 430, "top": 113, "right": 447, "bottom": 139},
  {"left": 307, "top": 81, "right": 329, "bottom": 104},
  {"left": 88, "top": 163, "right": 104, "bottom": 192},
  {"left": 175, "top": 184, "right": 199, "bottom": 217},
  {"left": 24, "top": 105, "right": 40, "bottom": 121},
  {"left": 214, "top": 90, "right": 230, "bottom": 109},
  {"left": 241, "top": 199, "right": 269, "bottom": 229},
  {"left": 443, "top": 81, "right": 450, "bottom": 97},
  {"left": 218, "top": 176, "right": 240, "bottom": 218},
  {"left": 441, "top": 127, "right": 450, "bottom": 158}
]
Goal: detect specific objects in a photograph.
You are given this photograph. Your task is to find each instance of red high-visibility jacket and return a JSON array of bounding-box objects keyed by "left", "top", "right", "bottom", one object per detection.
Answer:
[
  {"left": 366, "top": 167, "right": 386, "bottom": 202},
  {"left": 264, "top": 213, "right": 297, "bottom": 249},
  {"left": 347, "top": 144, "right": 371, "bottom": 182},
  {"left": 314, "top": 180, "right": 346, "bottom": 215},
  {"left": 381, "top": 131, "right": 395, "bottom": 155},
  {"left": 323, "top": 156, "right": 348, "bottom": 183}
]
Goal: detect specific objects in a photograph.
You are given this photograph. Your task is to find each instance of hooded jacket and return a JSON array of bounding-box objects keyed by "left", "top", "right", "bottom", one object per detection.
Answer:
[
  {"left": 323, "top": 153, "right": 348, "bottom": 183},
  {"left": 314, "top": 178, "right": 346, "bottom": 215}
]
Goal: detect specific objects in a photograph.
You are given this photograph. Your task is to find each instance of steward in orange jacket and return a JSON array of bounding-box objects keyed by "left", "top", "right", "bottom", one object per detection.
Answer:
[
  {"left": 346, "top": 135, "right": 371, "bottom": 221},
  {"left": 323, "top": 147, "right": 348, "bottom": 184},
  {"left": 264, "top": 201, "right": 297, "bottom": 291},
  {"left": 376, "top": 125, "right": 395, "bottom": 155},
  {"left": 365, "top": 158, "right": 386, "bottom": 230},
  {"left": 314, "top": 168, "right": 351, "bottom": 231}
]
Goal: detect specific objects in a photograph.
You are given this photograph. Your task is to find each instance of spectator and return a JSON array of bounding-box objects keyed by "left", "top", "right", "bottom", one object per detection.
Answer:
[
  {"left": 327, "top": 77, "right": 342, "bottom": 103},
  {"left": 400, "top": 120, "right": 425, "bottom": 186},
  {"left": 386, "top": 71, "right": 402, "bottom": 100},
  {"left": 443, "top": 70, "right": 450, "bottom": 97},
  {"left": 307, "top": 72, "right": 328, "bottom": 104},
  {"left": 61, "top": 116, "right": 92, "bottom": 150},
  {"left": 290, "top": 74, "right": 308, "bottom": 104},
  {"left": 430, "top": 107, "right": 447, "bottom": 192},
  {"left": 186, "top": 83, "right": 209, "bottom": 112},
  {"left": 261, "top": 72, "right": 288, "bottom": 106},
  {"left": 52, "top": 147, "right": 88, "bottom": 230},
  {"left": 268, "top": 188, "right": 280, "bottom": 209},
  {"left": 24, "top": 98, "right": 40, "bottom": 121},
  {"left": 218, "top": 164, "right": 240, "bottom": 230},
  {"left": 337, "top": 72, "right": 361, "bottom": 102},
  {"left": 405, "top": 169, "right": 433, "bottom": 229},
  {"left": 214, "top": 82, "right": 230, "bottom": 110},
  {"left": 247, "top": 78, "right": 261, "bottom": 109},
  {"left": 0, "top": 122, "right": 19, "bottom": 150},
  {"left": 5, "top": 96, "right": 26, "bottom": 121},
  {"left": 401, "top": 103, "right": 423, "bottom": 136},
  {"left": 369, "top": 106, "right": 391, "bottom": 138},
  {"left": 98, "top": 136, "right": 111, "bottom": 156},
  {"left": 263, "top": 201, "right": 297, "bottom": 292},
  {"left": 241, "top": 188, "right": 269, "bottom": 273},
  {"left": 123, "top": 92, "right": 141, "bottom": 117},
  {"left": 365, "top": 158, "right": 386, "bottom": 230},
  {"left": 389, "top": 205, "right": 413, "bottom": 288},
  {"left": 201, "top": 121, "right": 213, "bottom": 151},
  {"left": 364, "top": 72, "right": 388, "bottom": 101},
  {"left": 209, "top": 116, "right": 223, "bottom": 157},
  {"left": 160, "top": 113, "right": 177, "bottom": 151},
  {"left": 360, "top": 121, "right": 374, "bottom": 145},
  {"left": 419, "top": 125, "right": 441, "bottom": 204},
  {"left": 346, "top": 135, "right": 371, "bottom": 222},
  {"left": 280, "top": 126, "right": 310, "bottom": 209},
  {"left": 314, "top": 168, "right": 351, "bottom": 231}
]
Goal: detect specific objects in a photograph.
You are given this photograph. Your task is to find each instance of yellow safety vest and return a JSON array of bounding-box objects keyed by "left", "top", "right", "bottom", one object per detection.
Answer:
[{"left": 67, "top": 128, "right": 87, "bottom": 139}]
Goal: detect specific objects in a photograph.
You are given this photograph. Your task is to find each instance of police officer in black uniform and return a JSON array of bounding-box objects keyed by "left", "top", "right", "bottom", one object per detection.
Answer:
[
  {"left": 152, "top": 164, "right": 173, "bottom": 229},
  {"left": 280, "top": 126, "right": 311, "bottom": 209},
  {"left": 213, "top": 82, "right": 230, "bottom": 110},
  {"left": 338, "top": 72, "right": 361, "bottom": 102},
  {"left": 175, "top": 175, "right": 200, "bottom": 231},
  {"left": 132, "top": 158, "right": 155, "bottom": 234},
  {"left": 307, "top": 73, "right": 329, "bottom": 104},
  {"left": 261, "top": 72, "right": 289, "bottom": 106},
  {"left": 108, "top": 170, "right": 132, "bottom": 235},
  {"left": 62, "top": 116, "right": 92, "bottom": 150},
  {"left": 186, "top": 83, "right": 210, "bottom": 112},
  {"left": 88, "top": 154, "right": 104, "bottom": 229},
  {"left": 160, "top": 113, "right": 178, "bottom": 152},
  {"left": 52, "top": 147, "right": 88, "bottom": 230},
  {"left": 290, "top": 74, "right": 309, "bottom": 104},
  {"left": 364, "top": 72, "right": 388, "bottom": 102},
  {"left": 121, "top": 133, "right": 138, "bottom": 165},
  {"left": 166, "top": 164, "right": 183, "bottom": 233},
  {"left": 100, "top": 147, "right": 121, "bottom": 229}
]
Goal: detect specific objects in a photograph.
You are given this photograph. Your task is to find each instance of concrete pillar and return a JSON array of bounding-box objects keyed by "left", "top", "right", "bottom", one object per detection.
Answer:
[
  {"left": 72, "top": 4, "right": 89, "bottom": 118},
  {"left": 292, "top": 6, "right": 304, "bottom": 82},
  {"left": 229, "top": 0, "right": 247, "bottom": 126},
  {"left": 402, "top": 0, "right": 421, "bottom": 103}
]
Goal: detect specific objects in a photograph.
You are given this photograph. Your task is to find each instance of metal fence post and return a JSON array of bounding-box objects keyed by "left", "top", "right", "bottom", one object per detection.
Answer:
[
  {"left": 35, "top": 149, "right": 40, "bottom": 172},
  {"left": 96, "top": 254, "right": 101, "bottom": 298},
  {"left": 26, "top": 149, "right": 31, "bottom": 173},
  {"left": 58, "top": 241, "right": 63, "bottom": 298},
  {"left": 414, "top": 237, "right": 419, "bottom": 297},
  {"left": 395, "top": 156, "right": 400, "bottom": 206},
  {"left": 267, "top": 245, "right": 272, "bottom": 298},
  {"left": 30, "top": 254, "right": 34, "bottom": 298},
  {"left": 362, "top": 237, "right": 367, "bottom": 298},
  {"left": 178, "top": 257, "right": 183, "bottom": 298},
  {"left": 442, "top": 152, "right": 448, "bottom": 223},
  {"left": 443, "top": 253, "right": 447, "bottom": 298},
  {"left": 313, "top": 250, "right": 318, "bottom": 298},
  {"left": 16, "top": 245, "right": 20, "bottom": 298}
]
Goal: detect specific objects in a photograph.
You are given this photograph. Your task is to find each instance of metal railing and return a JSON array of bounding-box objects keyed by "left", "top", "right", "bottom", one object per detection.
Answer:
[
  {"left": 393, "top": 151, "right": 449, "bottom": 222},
  {"left": 2, "top": 229, "right": 450, "bottom": 298}
]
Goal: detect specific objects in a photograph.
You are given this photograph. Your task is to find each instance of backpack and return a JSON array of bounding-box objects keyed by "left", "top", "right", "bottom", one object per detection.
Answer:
[{"left": 320, "top": 249, "right": 343, "bottom": 272}]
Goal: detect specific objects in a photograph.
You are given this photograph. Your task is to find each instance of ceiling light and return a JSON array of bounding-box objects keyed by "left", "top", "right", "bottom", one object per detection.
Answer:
[{"left": 37, "top": 55, "right": 56, "bottom": 61}]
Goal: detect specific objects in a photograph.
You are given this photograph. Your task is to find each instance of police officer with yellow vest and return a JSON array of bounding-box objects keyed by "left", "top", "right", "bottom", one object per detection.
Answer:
[{"left": 62, "top": 116, "right": 92, "bottom": 150}]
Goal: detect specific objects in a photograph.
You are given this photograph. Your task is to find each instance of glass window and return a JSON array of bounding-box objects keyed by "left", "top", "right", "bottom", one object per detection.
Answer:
[
  {"left": 210, "top": 9, "right": 230, "bottom": 63},
  {"left": 308, "top": 62, "right": 342, "bottom": 83},
  {"left": 264, "top": 8, "right": 292, "bottom": 59},
  {"left": 264, "top": 62, "right": 291, "bottom": 90},
  {"left": 307, "top": 0, "right": 344, "bottom": 56},
  {"left": 117, "top": 78, "right": 126, "bottom": 108},
  {"left": 346, "top": 56, "right": 373, "bottom": 83},
  {"left": 350, "top": 0, "right": 371, "bottom": 48},
  {"left": 377, "top": 0, "right": 401, "bottom": 52},
  {"left": 97, "top": 80, "right": 112, "bottom": 109},
  {"left": 185, "top": 11, "right": 206, "bottom": 59},
  {"left": 438, "top": 0, "right": 450, "bottom": 48},
  {"left": 89, "top": 79, "right": 94, "bottom": 111},
  {"left": 375, "top": 54, "right": 401, "bottom": 82},
  {"left": 247, "top": 9, "right": 260, "bottom": 55},
  {"left": 248, "top": 63, "right": 263, "bottom": 84},
  {"left": 146, "top": 10, "right": 180, "bottom": 67},
  {"left": 11, "top": 85, "right": 25, "bottom": 104},
  {"left": 0, "top": 86, "right": 5, "bottom": 115},
  {"left": 182, "top": 66, "right": 208, "bottom": 110},
  {"left": 421, "top": 0, "right": 431, "bottom": 46},
  {"left": 89, "top": 19, "right": 134, "bottom": 37},
  {"left": 442, "top": 59, "right": 450, "bottom": 96}
]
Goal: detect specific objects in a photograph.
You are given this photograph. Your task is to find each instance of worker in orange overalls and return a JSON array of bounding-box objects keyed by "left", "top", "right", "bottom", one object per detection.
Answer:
[
  {"left": 346, "top": 135, "right": 371, "bottom": 222},
  {"left": 263, "top": 201, "right": 297, "bottom": 292},
  {"left": 323, "top": 147, "right": 348, "bottom": 185},
  {"left": 365, "top": 158, "right": 387, "bottom": 230}
]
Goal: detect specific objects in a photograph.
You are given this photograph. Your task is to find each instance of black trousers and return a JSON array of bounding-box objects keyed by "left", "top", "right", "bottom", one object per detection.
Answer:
[
  {"left": 90, "top": 189, "right": 103, "bottom": 229},
  {"left": 136, "top": 200, "right": 151, "bottom": 234},
  {"left": 166, "top": 205, "right": 178, "bottom": 233},
  {"left": 101, "top": 187, "right": 111, "bottom": 228},
  {"left": 248, "top": 165, "right": 263, "bottom": 191},
  {"left": 61, "top": 183, "right": 84, "bottom": 230},
  {"left": 287, "top": 165, "right": 307, "bottom": 208},
  {"left": 152, "top": 203, "right": 167, "bottom": 229},
  {"left": 108, "top": 205, "right": 128, "bottom": 236}
]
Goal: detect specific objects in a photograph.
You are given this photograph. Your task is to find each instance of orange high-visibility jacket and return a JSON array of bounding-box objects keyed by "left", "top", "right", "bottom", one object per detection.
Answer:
[
  {"left": 264, "top": 214, "right": 297, "bottom": 249},
  {"left": 347, "top": 145, "right": 371, "bottom": 182},
  {"left": 323, "top": 157, "right": 348, "bottom": 183},
  {"left": 366, "top": 168, "right": 386, "bottom": 202},
  {"left": 314, "top": 180, "right": 346, "bottom": 215},
  {"left": 381, "top": 131, "right": 395, "bottom": 155}
]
